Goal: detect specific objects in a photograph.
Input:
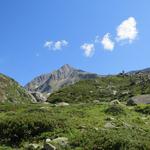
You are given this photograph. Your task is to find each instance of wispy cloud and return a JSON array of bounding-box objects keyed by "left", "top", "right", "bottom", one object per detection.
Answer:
[
  {"left": 81, "top": 43, "right": 95, "bottom": 57},
  {"left": 44, "top": 40, "right": 68, "bottom": 50},
  {"left": 116, "top": 17, "right": 138, "bottom": 43},
  {"left": 101, "top": 33, "right": 115, "bottom": 51}
]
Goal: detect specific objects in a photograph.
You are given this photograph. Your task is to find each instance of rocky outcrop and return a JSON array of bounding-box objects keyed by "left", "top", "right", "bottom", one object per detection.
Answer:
[
  {"left": 127, "top": 94, "right": 150, "bottom": 105},
  {"left": 31, "top": 92, "right": 47, "bottom": 102}
]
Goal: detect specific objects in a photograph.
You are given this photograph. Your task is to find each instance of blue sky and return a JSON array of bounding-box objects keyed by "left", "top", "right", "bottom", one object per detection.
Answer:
[{"left": 0, "top": 0, "right": 150, "bottom": 85}]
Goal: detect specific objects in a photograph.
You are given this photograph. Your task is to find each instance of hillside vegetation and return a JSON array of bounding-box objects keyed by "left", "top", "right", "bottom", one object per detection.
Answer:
[
  {"left": 0, "top": 74, "right": 35, "bottom": 103},
  {"left": 0, "top": 71, "right": 150, "bottom": 149},
  {"left": 48, "top": 74, "right": 150, "bottom": 103},
  {"left": 0, "top": 103, "right": 149, "bottom": 149}
]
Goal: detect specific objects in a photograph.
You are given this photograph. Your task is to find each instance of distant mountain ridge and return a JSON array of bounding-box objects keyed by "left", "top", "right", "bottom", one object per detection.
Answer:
[
  {"left": 25, "top": 64, "right": 99, "bottom": 95},
  {"left": 127, "top": 67, "right": 150, "bottom": 75}
]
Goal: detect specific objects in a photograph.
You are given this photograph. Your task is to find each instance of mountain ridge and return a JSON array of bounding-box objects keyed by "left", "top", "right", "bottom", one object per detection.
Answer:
[
  {"left": 25, "top": 65, "right": 150, "bottom": 96},
  {"left": 25, "top": 64, "right": 99, "bottom": 95}
]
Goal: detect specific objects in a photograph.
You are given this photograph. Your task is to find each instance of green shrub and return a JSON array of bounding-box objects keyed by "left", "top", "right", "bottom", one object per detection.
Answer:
[
  {"left": 135, "top": 105, "right": 150, "bottom": 114},
  {"left": 70, "top": 128, "right": 150, "bottom": 150},
  {"left": 105, "top": 104, "right": 126, "bottom": 116},
  {"left": 0, "top": 113, "right": 59, "bottom": 146}
]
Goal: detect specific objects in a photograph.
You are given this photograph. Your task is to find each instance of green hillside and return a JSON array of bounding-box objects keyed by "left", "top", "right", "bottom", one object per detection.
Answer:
[
  {"left": 0, "top": 103, "right": 149, "bottom": 149},
  {"left": 0, "top": 73, "right": 150, "bottom": 149},
  {"left": 47, "top": 74, "right": 150, "bottom": 103},
  {"left": 0, "top": 73, "right": 35, "bottom": 103}
]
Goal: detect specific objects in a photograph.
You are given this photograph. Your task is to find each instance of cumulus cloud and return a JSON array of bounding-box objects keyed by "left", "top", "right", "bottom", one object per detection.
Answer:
[
  {"left": 116, "top": 17, "right": 138, "bottom": 43},
  {"left": 44, "top": 40, "right": 68, "bottom": 50},
  {"left": 101, "top": 33, "right": 115, "bottom": 51},
  {"left": 81, "top": 43, "right": 95, "bottom": 57},
  {"left": 44, "top": 41, "right": 53, "bottom": 49},
  {"left": 54, "top": 40, "right": 68, "bottom": 50}
]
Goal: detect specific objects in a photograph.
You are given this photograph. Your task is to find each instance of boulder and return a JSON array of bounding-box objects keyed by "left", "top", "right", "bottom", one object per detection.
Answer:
[
  {"left": 104, "top": 122, "right": 116, "bottom": 128},
  {"left": 55, "top": 102, "right": 69, "bottom": 107},
  {"left": 127, "top": 94, "right": 150, "bottom": 106},
  {"left": 31, "top": 92, "right": 47, "bottom": 102},
  {"left": 112, "top": 90, "right": 117, "bottom": 95},
  {"left": 110, "top": 100, "right": 120, "bottom": 105},
  {"left": 26, "top": 143, "right": 42, "bottom": 150},
  {"left": 52, "top": 137, "right": 68, "bottom": 147},
  {"left": 46, "top": 138, "right": 51, "bottom": 143}
]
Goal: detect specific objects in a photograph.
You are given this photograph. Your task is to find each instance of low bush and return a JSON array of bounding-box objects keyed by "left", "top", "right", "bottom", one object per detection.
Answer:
[
  {"left": 105, "top": 104, "right": 126, "bottom": 116},
  {"left": 70, "top": 128, "right": 150, "bottom": 150},
  {"left": 0, "top": 113, "right": 66, "bottom": 146},
  {"left": 135, "top": 105, "right": 150, "bottom": 114}
]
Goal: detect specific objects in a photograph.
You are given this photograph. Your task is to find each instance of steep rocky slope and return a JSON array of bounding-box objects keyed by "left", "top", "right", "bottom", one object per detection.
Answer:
[
  {"left": 25, "top": 64, "right": 99, "bottom": 96},
  {"left": 0, "top": 73, "right": 36, "bottom": 103}
]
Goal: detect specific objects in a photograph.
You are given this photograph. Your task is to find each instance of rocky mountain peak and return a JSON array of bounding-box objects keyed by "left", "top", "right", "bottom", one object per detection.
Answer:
[
  {"left": 49, "top": 64, "right": 74, "bottom": 81},
  {"left": 59, "top": 64, "right": 74, "bottom": 73},
  {"left": 25, "top": 64, "right": 98, "bottom": 94}
]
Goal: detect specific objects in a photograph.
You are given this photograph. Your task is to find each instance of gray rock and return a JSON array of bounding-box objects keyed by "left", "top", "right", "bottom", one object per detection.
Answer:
[
  {"left": 46, "top": 138, "right": 51, "bottom": 143},
  {"left": 52, "top": 137, "right": 68, "bottom": 147},
  {"left": 110, "top": 100, "right": 120, "bottom": 105},
  {"left": 55, "top": 102, "right": 69, "bottom": 106},
  {"left": 31, "top": 92, "right": 47, "bottom": 102},
  {"left": 127, "top": 94, "right": 150, "bottom": 106},
  {"left": 104, "top": 122, "right": 116, "bottom": 128},
  {"left": 26, "top": 143, "right": 42, "bottom": 150},
  {"left": 112, "top": 90, "right": 117, "bottom": 95}
]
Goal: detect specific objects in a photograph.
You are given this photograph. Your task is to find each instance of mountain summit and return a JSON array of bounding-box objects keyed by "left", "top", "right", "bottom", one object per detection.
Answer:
[{"left": 25, "top": 64, "right": 98, "bottom": 95}]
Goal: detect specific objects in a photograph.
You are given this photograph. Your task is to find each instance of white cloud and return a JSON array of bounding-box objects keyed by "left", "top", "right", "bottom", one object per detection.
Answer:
[
  {"left": 116, "top": 17, "right": 138, "bottom": 43},
  {"left": 81, "top": 43, "right": 95, "bottom": 57},
  {"left": 101, "top": 33, "right": 115, "bottom": 51},
  {"left": 44, "top": 41, "right": 53, "bottom": 49},
  {"left": 54, "top": 40, "right": 68, "bottom": 50},
  {"left": 44, "top": 40, "right": 68, "bottom": 50}
]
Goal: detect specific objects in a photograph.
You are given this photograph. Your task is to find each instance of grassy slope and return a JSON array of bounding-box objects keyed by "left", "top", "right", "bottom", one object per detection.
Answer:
[
  {"left": 0, "top": 103, "right": 149, "bottom": 149},
  {"left": 0, "top": 74, "right": 33, "bottom": 103},
  {"left": 47, "top": 74, "right": 150, "bottom": 103}
]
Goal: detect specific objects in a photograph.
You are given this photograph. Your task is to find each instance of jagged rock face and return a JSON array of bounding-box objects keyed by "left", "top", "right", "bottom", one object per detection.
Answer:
[
  {"left": 25, "top": 64, "right": 98, "bottom": 95},
  {"left": 31, "top": 92, "right": 47, "bottom": 102},
  {"left": 0, "top": 73, "right": 36, "bottom": 103}
]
